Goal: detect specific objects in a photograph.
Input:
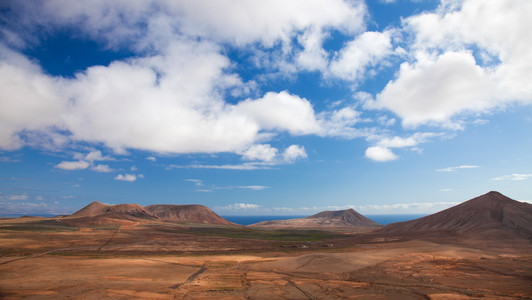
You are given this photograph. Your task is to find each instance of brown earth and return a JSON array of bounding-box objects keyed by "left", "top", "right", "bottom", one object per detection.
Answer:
[
  {"left": 1, "top": 191, "right": 531, "bottom": 299},
  {"left": 0, "top": 215, "right": 530, "bottom": 299}
]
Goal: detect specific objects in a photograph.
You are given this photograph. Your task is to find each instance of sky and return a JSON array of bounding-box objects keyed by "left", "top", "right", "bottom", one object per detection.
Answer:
[{"left": 1, "top": 0, "right": 531, "bottom": 216}]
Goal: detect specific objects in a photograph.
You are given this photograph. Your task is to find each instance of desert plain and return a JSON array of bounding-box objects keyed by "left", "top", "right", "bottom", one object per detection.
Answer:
[{"left": 1, "top": 192, "right": 531, "bottom": 299}]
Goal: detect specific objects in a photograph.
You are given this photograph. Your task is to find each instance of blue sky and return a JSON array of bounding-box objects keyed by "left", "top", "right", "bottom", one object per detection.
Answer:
[{"left": 1, "top": 0, "right": 531, "bottom": 216}]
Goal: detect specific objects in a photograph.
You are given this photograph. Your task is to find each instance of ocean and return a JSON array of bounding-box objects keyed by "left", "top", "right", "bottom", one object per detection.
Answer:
[
  {"left": 1, "top": 213, "right": 427, "bottom": 226},
  {"left": 222, "top": 214, "right": 427, "bottom": 226}
]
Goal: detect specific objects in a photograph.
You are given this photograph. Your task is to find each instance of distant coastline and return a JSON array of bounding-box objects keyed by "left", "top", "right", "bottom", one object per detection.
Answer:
[
  {"left": 1, "top": 213, "right": 427, "bottom": 226},
  {"left": 222, "top": 214, "right": 427, "bottom": 226}
]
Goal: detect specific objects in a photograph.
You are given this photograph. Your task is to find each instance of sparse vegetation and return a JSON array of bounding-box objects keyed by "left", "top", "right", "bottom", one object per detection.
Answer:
[{"left": 0, "top": 219, "right": 79, "bottom": 232}]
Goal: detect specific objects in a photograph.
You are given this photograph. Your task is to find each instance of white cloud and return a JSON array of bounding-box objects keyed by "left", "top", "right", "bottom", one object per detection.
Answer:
[
  {"left": 241, "top": 144, "right": 279, "bottom": 162},
  {"left": 365, "top": 146, "right": 398, "bottom": 162},
  {"left": 169, "top": 163, "right": 272, "bottom": 171},
  {"left": 114, "top": 174, "right": 137, "bottom": 182},
  {"left": 91, "top": 164, "right": 113, "bottom": 173},
  {"left": 55, "top": 160, "right": 90, "bottom": 171},
  {"left": 329, "top": 31, "right": 393, "bottom": 82},
  {"left": 296, "top": 27, "right": 328, "bottom": 72},
  {"left": 375, "top": 51, "right": 495, "bottom": 128},
  {"left": 185, "top": 179, "right": 204, "bottom": 186},
  {"left": 492, "top": 174, "right": 532, "bottom": 181},
  {"left": 56, "top": 151, "right": 115, "bottom": 172},
  {"left": 317, "top": 106, "right": 366, "bottom": 139},
  {"left": 0, "top": 0, "right": 371, "bottom": 155},
  {"left": 0, "top": 156, "right": 21, "bottom": 163},
  {"left": 436, "top": 165, "right": 481, "bottom": 172},
  {"left": 0, "top": 46, "right": 66, "bottom": 150},
  {"left": 237, "top": 186, "right": 270, "bottom": 191},
  {"left": 363, "top": 132, "right": 442, "bottom": 162},
  {"left": 146, "top": 157, "right": 157, "bottom": 162},
  {"left": 219, "top": 203, "right": 260, "bottom": 210},
  {"left": 81, "top": 150, "right": 113, "bottom": 162},
  {"left": 376, "top": 132, "right": 441, "bottom": 149},
  {"left": 185, "top": 179, "right": 269, "bottom": 192},
  {"left": 357, "top": 201, "right": 459, "bottom": 214},
  {"left": 7, "top": 193, "right": 30, "bottom": 201},
  {"left": 282, "top": 145, "right": 308, "bottom": 162},
  {"left": 237, "top": 91, "right": 321, "bottom": 136},
  {"left": 370, "top": 0, "right": 532, "bottom": 128}
]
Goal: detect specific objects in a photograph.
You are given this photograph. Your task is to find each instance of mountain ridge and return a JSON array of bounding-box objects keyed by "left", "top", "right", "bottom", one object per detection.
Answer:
[{"left": 62, "top": 201, "right": 233, "bottom": 226}]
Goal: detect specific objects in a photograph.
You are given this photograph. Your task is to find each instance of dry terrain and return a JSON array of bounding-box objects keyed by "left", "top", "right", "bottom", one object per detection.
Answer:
[
  {"left": 1, "top": 192, "right": 531, "bottom": 299},
  {"left": 0, "top": 216, "right": 531, "bottom": 299}
]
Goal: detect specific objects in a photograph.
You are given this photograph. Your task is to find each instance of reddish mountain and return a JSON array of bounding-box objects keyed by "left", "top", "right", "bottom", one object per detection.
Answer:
[
  {"left": 70, "top": 201, "right": 110, "bottom": 218},
  {"left": 63, "top": 201, "right": 233, "bottom": 226},
  {"left": 62, "top": 202, "right": 157, "bottom": 226},
  {"left": 145, "top": 204, "right": 234, "bottom": 225},
  {"left": 251, "top": 208, "right": 379, "bottom": 229},
  {"left": 308, "top": 209, "right": 379, "bottom": 226},
  {"left": 378, "top": 191, "right": 532, "bottom": 239}
]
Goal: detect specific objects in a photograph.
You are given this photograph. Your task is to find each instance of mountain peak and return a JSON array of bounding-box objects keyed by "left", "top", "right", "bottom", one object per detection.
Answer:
[{"left": 379, "top": 191, "right": 532, "bottom": 239}]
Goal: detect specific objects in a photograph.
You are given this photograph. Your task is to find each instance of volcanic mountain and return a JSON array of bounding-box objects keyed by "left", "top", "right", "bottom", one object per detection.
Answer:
[
  {"left": 378, "top": 191, "right": 532, "bottom": 239},
  {"left": 250, "top": 208, "right": 379, "bottom": 229},
  {"left": 145, "top": 204, "right": 234, "bottom": 225},
  {"left": 61, "top": 201, "right": 233, "bottom": 226}
]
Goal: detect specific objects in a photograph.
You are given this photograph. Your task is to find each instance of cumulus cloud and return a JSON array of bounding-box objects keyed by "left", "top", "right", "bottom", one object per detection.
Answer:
[
  {"left": 79, "top": 150, "right": 113, "bottom": 162},
  {"left": 90, "top": 164, "right": 113, "bottom": 173},
  {"left": 374, "top": 51, "right": 495, "bottom": 128},
  {"left": 0, "top": 0, "right": 371, "bottom": 157},
  {"left": 55, "top": 160, "right": 90, "bottom": 171},
  {"left": 241, "top": 144, "right": 279, "bottom": 162},
  {"left": 365, "top": 146, "right": 398, "bottom": 162},
  {"left": 237, "top": 91, "right": 321, "bottom": 136},
  {"left": 55, "top": 151, "right": 115, "bottom": 172},
  {"left": 365, "top": 132, "right": 442, "bottom": 161},
  {"left": 329, "top": 31, "right": 393, "bottom": 82},
  {"left": 114, "top": 174, "right": 137, "bottom": 182},
  {"left": 370, "top": 0, "right": 532, "bottom": 128},
  {"left": 282, "top": 145, "right": 308, "bottom": 162}
]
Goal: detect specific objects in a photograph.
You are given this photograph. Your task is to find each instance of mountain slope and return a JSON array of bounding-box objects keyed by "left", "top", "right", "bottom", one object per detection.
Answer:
[
  {"left": 250, "top": 208, "right": 379, "bottom": 229},
  {"left": 70, "top": 201, "right": 111, "bottom": 218},
  {"left": 145, "top": 204, "right": 234, "bottom": 225},
  {"left": 63, "top": 202, "right": 234, "bottom": 226},
  {"left": 378, "top": 191, "right": 532, "bottom": 239}
]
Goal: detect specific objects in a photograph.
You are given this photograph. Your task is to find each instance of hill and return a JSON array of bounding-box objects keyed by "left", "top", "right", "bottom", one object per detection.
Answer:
[
  {"left": 61, "top": 202, "right": 233, "bottom": 226},
  {"left": 378, "top": 191, "right": 532, "bottom": 239},
  {"left": 250, "top": 208, "right": 379, "bottom": 229},
  {"left": 145, "top": 204, "right": 234, "bottom": 225}
]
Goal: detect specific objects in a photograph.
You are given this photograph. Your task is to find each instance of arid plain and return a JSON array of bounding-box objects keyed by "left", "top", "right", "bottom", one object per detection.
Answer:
[{"left": 1, "top": 191, "right": 531, "bottom": 299}]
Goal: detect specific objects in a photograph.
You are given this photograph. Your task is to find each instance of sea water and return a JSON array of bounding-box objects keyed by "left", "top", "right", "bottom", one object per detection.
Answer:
[
  {"left": 222, "top": 214, "right": 427, "bottom": 226},
  {"left": 1, "top": 213, "right": 428, "bottom": 226}
]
